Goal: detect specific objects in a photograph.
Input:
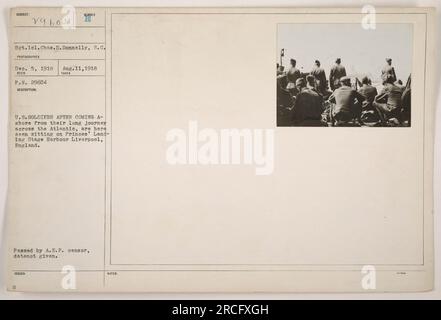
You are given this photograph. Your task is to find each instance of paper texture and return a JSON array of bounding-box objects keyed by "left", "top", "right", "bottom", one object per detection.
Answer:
[{"left": 6, "top": 7, "right": 435, "bottom": 292}]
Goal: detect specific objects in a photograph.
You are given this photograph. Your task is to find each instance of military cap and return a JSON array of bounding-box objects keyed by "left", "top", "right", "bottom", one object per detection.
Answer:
[
  {"left": 340, "top": 76, "right": 350, "bottom": 84},
  {"left": 295, "top": 78, "right": 305, "bottom": 86},
  {"left": 306, "top": 74, "right": 315, "bottom": 82}
]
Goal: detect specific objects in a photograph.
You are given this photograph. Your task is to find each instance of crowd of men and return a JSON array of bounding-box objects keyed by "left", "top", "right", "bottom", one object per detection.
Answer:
[{"left": 276, "top": 57, "right": 411, "bottom": 127}]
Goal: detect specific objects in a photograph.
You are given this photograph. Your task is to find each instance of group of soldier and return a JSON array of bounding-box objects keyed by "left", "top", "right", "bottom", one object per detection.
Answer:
[{"left": 276, "top": 57, "right": 411, "bottom": 127}]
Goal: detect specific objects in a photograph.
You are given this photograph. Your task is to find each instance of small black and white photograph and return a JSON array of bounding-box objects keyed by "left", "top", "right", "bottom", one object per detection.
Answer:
[{"left": 277, "top": 24, "right": 412, "bottom": 127}]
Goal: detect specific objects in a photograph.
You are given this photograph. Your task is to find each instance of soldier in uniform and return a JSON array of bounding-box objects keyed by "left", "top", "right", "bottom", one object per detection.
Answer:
[
  {"left": 286, "top": 59, "right": 301, "bottom": 96},
  {"left": 292, "top": 77, "right": 324, "bottom": 126},
  {"left": 277, "top": 77, "right": 294, "bottom": 126},
  {"left": 306, "top": 74, "right": 318, "bottom": 91},
  {"left": 328, "top": 76, "right": 365, "bottom": 125},
  {"left": 311, "top": 60, "right": 327, "bottom": 94},
  {"left": 276, "top": 65, "right": 287, "bottom": 89},
  {"left": 329, "top": 58, "right": 347, "bottom": 91},
  {"left": 277, "top": 64, "right": 284, "bottom": 76},
  {"left": 357, "top": 76, "right": 378, "bottom": 110},
  {"left": 373, "top": 74, "right": 404, "bottom": 125},
  {"left": 381, "top": 58, "right": 397, "bottom": 84}
]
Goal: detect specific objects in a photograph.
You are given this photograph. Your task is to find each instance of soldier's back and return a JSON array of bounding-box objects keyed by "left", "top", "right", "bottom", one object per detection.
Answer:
[
  {"left": 358, "top": 85, "right": 377, "bottom": 103},
  {"left": 294, "top": 88, "right": 323, "bottom": 121},
  {"left": 332, "top": 86, "right": 355, "bottom": 113},
  {"left": 287, "top": 67, "right": 301, "bottom": 82},
  {"left": 384, "top": 83, "right": 403, "bottom": 109},
  {"left": 332, "top": 64, "right": 346, "bottom": 78}
]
